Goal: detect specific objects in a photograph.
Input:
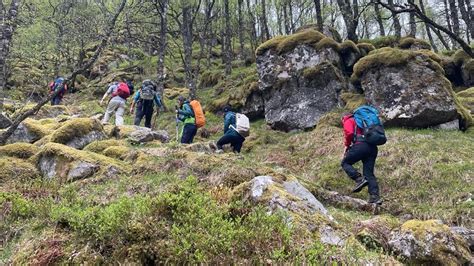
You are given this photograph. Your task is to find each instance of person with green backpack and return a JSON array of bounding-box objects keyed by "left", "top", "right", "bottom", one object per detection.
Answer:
[
  {"left": 130, "top": 80, "right": 163, "bottom": 128},
  {"left": 341, "top": 105, "right": 387, "bottom": 205}
]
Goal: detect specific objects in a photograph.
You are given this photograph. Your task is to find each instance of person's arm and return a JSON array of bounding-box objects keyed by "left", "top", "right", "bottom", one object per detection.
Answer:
[
  {"left": 177, "top": 103, "right": 193, "bottom": 117},
  {"left": 343, "top": 118, "right": 355, "bottom": 150},
  {"left": 100, "top": 87, "right": 113, "bottom": 105},
  {"left": 130, "top": 91, "right": 140, "bottom": 113},
  {"left": 223, "top": 113, "right": 233, "bottom": 133},
  {"left": 154, "top": 94, "right": 163, "bottom": 110}
]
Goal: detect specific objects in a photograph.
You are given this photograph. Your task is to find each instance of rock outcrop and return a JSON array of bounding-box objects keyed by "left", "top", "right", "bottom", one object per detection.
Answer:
[
  {"left": 49, "top": 118, "right": 106, "bottom": 149},
  {"left": 5, "top": 119, "right": 49, "bottom": 144},
  {"left": 388, "top": 220, "right": 472, "bottom": 265},
  {"left": 256, "top": 30, "right": 350, "bottom": 131},
  {"left": 352, "top": 48, "right": 459, "bottom": 128}
]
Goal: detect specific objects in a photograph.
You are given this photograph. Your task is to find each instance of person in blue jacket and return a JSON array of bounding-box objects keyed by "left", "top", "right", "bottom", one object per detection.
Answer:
[
  {"left": 176, "top": 96, "right": 196, "bottom": 144},
  {"left": 216, "top": 105, "right": 245, "bottom": 153}
]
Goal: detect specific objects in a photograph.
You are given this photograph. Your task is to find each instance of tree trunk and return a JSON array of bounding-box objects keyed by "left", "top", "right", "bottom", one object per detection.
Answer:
[
  {"left": 466, "top": 0, "right": 474, "bottom": 41},
  {"left": 0, "top": 0, "right": 21, "bottom": 97},
  {"left": 374, "top": 2, "right": 386, "bottom": 36},
  {"left": 288, "top": 0, "right": 295, "bottom": 33},
  {"left": 223, "top": 0, "right": 232, "bottom": 75},
  {"left": 449, "top": 0, "right": 460, "bottom": 43},
  {"left": 419, "top": 0, "right": 438, "bottom": 52},
  {"left": 388, "top": 0, "right": 401, "bottom": 38},
  {"left": 443, "top": 0, "right": 453, "bottom": 33},
  {"left": 260, "top": 0, "right": 270, "bottom": 41},
  {"left": 283, "top": 0, "right": 291, "bottom": 34},
  {"left": 238, "top": 0, "right": 245, "bottom": 59},
  {"left": 156, "top": 0, "right": 169, "bottom": 102},
  {"left": 181, "top": 4, "right": 196, "bottom": 99},
  {"left": 313, "top": 0, "right": 323, "bottom": 31},
  {"left": 246, "top": 0, "right": 257, "bottom": 55},
  {"left": 336, "top": 0, "right": 358, "bottom": 42},
  {"left": 457, "top": 0, "right": 472, "bottom": 41},
  {"left": 409, "top": 12, "right": 417, "bottom": 37}
]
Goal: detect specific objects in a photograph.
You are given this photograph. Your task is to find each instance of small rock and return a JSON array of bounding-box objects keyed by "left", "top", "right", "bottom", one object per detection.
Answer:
[
  {"left": 128, "top": 127, "right": 169, "bottom": 143},
  {"left": 451, "top": 226, "right": 474, "bottom": 251},
  {"left": 67, "top": 162, "right": 99, "bottom": 182}
]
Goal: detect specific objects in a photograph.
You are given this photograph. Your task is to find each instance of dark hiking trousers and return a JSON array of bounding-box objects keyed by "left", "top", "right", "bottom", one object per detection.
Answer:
[
  {"left": 217, "top": 133, "right": 245, "bottom": 153},
  {"left": 51, "top": 96, "right": 62, "bottom": 106},
  {"left": 341, "top": 142, "right": 379, "bottom": 197},
  {"left": 134, "top": 100, "right": 154, "bottom": 128},
  {"left": 181, "top": 123, "right": 197, "bottom": 144}
]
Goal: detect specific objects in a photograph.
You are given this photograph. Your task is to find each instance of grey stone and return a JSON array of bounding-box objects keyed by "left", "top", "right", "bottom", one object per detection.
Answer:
[
  {"left": 451, "top": 226, "right": 474, "bottom": 251},
  {"left": 0, "top": 113, "right": 12, "bottom": 129},
  {"left": 250, "top": 176, "right": 274, "bottom": 199},
  {"left": 433, "top": 119, "right": 460, "bottom": 130},
  {"left": 320, "top": 225, "right": 344, "bottom": 246},
  {"left": 38, "top": 155, "right": 57, "bottom": 179},
  {"left": 128, "top": 126, "right": 170, "bottom": 143},
  {"left": 6, "top": 123, "right": 41, "bottom": 144},
  {"left": 66, "top": 130, "right": 107, "bottom": 149},
  {"left": 283, "top": 180, "right": 331, "bottom": 219},
  {"left": 257, "top": 44, "right": 349, "bottom": 131},
  {"left": 461, "top": 62, "right": 474, "bottom": 87},
  {"left": 362, "top": 61, "right": 458, "bottom": 128},
  {"left": 67, "top": 161, "right": 99, "bottom": 182}
]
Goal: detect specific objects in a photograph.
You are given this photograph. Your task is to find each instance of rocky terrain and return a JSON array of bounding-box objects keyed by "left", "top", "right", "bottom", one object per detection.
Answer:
[{"left": 1, "top": 29, "right": 473, "bottom": 264}]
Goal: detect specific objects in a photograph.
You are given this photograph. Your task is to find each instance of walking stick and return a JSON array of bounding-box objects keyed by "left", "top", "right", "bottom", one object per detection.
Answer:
[{"left": 175, "top": 106, "right": 180, "bottom": 143}]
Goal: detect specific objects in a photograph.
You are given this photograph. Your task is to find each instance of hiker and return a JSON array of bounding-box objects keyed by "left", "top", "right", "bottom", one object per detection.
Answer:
[
  {"left": 100, "top": 81, "right": 119, "bottom": 106},
  {"left": 130, "top": 80, "right": 163, "bottom": 128},
  {"left": 340, "top": 106, "right": 386, "bottom": 205},
  {"left": 126, "top": 79, "right": 134, "bottom": 96},
  {"left": 176, "top": 96, "right": 197, "bottom": 144},
  {"left": 49, "top": 77, "right": 67, "bottom": 105},
  {"left": 216, "top": 105, "right": 246, "bottom": 153},
  {"left": 101, "top": 82, "right": 130, "bottom": 126}
]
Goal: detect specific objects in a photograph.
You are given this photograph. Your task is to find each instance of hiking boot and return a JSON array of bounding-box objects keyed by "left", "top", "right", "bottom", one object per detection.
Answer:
[
  {"left": 215, "top": 149, "right": 224, "bottom": 154},
  {"left": 352, "top": 176, "right": 368, "bottom": 193},
  {"left": 368, "top": 195, "right": 383, "bottom": 205}
]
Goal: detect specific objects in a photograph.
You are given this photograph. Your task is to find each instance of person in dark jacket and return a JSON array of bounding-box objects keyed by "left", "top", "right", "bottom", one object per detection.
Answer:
[
  {"left": 49, "top": 77, "right": 67, "bottom": 105},
  {"left": 130, "top": 81, "right": 163, "bottom": 128},
  {"left": 176, "top": 96, "right": 196, "bottom": 144},
  {"left": 341, "top": 113, "right": 382, "bottom": 205},
  {"left": 216, "top": 105, "right": 245, "bottom": 153}
]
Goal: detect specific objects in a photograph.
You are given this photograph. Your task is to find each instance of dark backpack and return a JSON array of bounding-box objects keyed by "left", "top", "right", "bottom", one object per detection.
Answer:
[
  {"left": 352, "top": 105, "right": 387, "bottom": 146},
  {"left": 140, "top": 80, "right": 156, "bottom": 101},
  {"left": 112, "top": 82, "right": 130, "bottom": 99}
]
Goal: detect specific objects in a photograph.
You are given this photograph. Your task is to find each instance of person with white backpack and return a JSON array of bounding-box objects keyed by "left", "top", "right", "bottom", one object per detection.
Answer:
[{"left": 216, "top": 105, "right": 249, "bottom": 154}]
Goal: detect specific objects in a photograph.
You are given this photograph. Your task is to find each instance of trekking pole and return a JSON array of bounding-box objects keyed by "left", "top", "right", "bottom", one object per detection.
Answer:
[{"left": 175, "top": 106, "right": 180, "bottom": 143}]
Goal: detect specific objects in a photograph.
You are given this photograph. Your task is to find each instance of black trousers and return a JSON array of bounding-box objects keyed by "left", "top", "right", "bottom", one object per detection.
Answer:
[
  {"left": 217, "top": 133, "right": 245, "bottom": 153},
  {"left": 134, "top": 100, "right": 154, "bottom": 128},
  {"left": 341, "top": 142, "right": 379, "bottom": 197},
  {"left": 181, "top": 124, "right": 197, "bottom": 144}
]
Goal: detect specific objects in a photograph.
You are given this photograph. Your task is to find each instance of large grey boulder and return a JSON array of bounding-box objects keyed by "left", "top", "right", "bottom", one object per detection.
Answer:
[
  {"left": 388, "top": 220, "right": 472, "bottom": 264},
  {"left": 355, "top": 48, "right": 458, "bottom": 128},
  {"left": 50, "top": 118, "right": 106, "bottom": 149},
  {"left": 66, "top": 162, "right": 100, "bottom": 182},
  {"left": 257, "top": 39, "right": 349, "bottom": 131},
  {"left": 6, "top": 122, "right": 45, "bottom": 144},
  {"left": 0, "top": 113, "right": 12, "bottom": 129}
]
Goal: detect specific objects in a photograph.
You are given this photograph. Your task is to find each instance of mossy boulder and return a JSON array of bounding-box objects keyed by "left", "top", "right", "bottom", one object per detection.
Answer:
[
  {"left": 398, "top": 37, "right": 432, "bottom": 51},
  {"left": 352, "top": 48, "right": 459, "bottom": 128},
  {"left": 452, "top": 50, "right": 474, "bottom": 87},
  {"left": 33, "top": 143, "right": 127, "bottom": 182},
  {"left": 4, "top": 118, "right": 50, "bottom": 144},
  {"left": 50, "top": 118, "right": 106, "bottom": 149},
  {"left": 388, "top": 220, "right": 472, "bottom": 265},
  {"left": 84, "top": 139, "right": 127, "bottom": 153},
  {"left": 0, "top": 156, "right": 39, "bottom": 182},
  {"left": 457, "top": 87, "right": 474, "bottom": 114},
  {"left": 355, "top": 216, "right": 399, "bottom": 251},
  {"left": 0, "top": 143, "right": 39, "bottom": 159}
]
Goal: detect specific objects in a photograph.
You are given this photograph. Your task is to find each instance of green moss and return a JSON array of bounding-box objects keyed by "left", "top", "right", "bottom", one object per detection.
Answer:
[
  {"left": 0, "top": 156, "right": 39, "bottom": 181},
  {"left": 22, "top": 118, "right": 51, "bottom": 139},
  {"left": 84, "top": 139, "right": 127, "bottom": 153},
  {"left": 340, "top": 92, "right": 366, "bottom": 110},
  {"left": 302, "top": 62, "right": 339, "bottom": 80},
  {"left": 453, "top": 49, "right": 470, "bottom": 66},
  {"left": 398, "top": 37, "right": 432, "bottom": 50},
  {"left": 200, "top": 70, "right": 223, "bottom": 88},
  {"left": 351, "top": 48, "right": 444, "bottom": 82},
  {"left": 314, "top": 37, "right": 340, "bottom": 51},
  {"left": 356, "top": 43, "right": 376, "bottom": 56},
  {"left": 463, "top": 58, "right": 474, "bottom": 72},
  {"left": 339, "top": 40, "right": 360, "bottom": 55},
  {"left": 401, "top": 219, "right": 449, "bottom": 238},
  {"left": 50, "top": 118, "right": 104, "bottom": 145},
  {"left": 256, "top": 30, "right": 326, "bottom": 56},
  {"left": 0, "top": 143, "right": 39, "bottom": 159},
  {"left": 457, "top": 87, "right": 474, "bottom": 98},
  {"left": 102, "top": 146, "right": 131, "bottom": 160},
  {"left": 359, "top": 36, "right": 399, "bottom": 49}
]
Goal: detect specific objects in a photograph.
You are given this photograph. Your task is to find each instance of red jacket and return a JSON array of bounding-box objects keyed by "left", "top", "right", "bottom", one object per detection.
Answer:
[
  {"left": 49, "top": 81, "right": 68, "bottom": 97},
  {"left": 342, "top": 114, "right": 363, "bottom": 148}
]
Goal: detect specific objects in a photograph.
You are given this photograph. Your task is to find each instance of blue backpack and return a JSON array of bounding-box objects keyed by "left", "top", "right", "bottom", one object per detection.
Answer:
[
  {"left": 53, "top": 78, "right": 65, "bottom": 93},
  {"left": 352, "top": 105, "right": 387, "bottom": 146}
]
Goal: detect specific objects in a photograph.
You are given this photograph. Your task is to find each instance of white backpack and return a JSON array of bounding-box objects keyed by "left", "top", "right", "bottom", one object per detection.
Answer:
[{"left": 231, "top": 113, "right": 250, "bottom": 137}]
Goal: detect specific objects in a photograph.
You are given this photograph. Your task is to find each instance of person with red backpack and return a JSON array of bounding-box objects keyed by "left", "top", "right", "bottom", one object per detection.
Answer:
[
  {"left": 49, "top": 77, "right": 68, "bottom": 105},
  {"left": 341, "top": 105, "right": 387, "bottom": 205},
  {"left": 101, "top": 82, "right": 130, "bottom": 126}
]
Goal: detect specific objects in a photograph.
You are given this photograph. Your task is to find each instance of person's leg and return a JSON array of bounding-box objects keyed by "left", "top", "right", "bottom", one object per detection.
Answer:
[
  {"left": 134, "top": 102, "right": 145, "bottom": 126},
  {"left": 188, "top": 124, "right": 197, "bottom": 143},
  {"left": 102, "top": 99, "right": 118, "bottom": 124},
  {"left": 216, "top": 134, "right": 233, "bottom": 150},
  {"left": 341, "top": 144, "right": 368, "bottom": 180},
  {"left": 144, "top": 102, "right": 154, "bottom": 128},
  {"left": 230, "top": 135, "right": 245, "bottom": 153},
  {"left": 181, "top": 124, "right": 193, "bottom": 144},
  {"left": 363, "top": 145, "right": 380, "bottom": 200},
  {"left": 115, "top": 100, "right": 125, "bottom": 126}
]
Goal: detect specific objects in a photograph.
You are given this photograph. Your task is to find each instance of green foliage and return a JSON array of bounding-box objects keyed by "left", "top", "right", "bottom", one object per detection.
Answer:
[{"left": 0, "top": 192, "right": 36, "bottom": 220}]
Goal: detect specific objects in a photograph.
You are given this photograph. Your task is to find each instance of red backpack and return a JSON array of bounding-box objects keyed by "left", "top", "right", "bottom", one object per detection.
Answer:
[{"left": 112, "top": 82, "right": 130, "bottom": 99}]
